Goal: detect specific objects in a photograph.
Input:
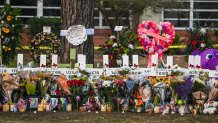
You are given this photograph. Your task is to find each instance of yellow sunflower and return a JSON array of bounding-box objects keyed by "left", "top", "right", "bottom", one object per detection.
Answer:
[
  {"left": 3, "top": 27, "right": 10, "bottom": 33},
  {"left": 7, "top": 15, "right": 12, "bottom": 21}
]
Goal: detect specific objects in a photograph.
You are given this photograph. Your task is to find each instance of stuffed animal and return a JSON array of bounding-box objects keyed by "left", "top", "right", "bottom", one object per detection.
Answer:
[
  {"left": 192, "top": 49, "right": 218, "bottom": 70},
  {"left": 203, "top": 101, "right": 218, "bottom": 114}
]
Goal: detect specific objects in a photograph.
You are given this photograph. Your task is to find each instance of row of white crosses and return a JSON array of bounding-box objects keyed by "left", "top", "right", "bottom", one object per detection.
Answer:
[{"left": 1, "top": 53, "right": 216, "bottom": 77}]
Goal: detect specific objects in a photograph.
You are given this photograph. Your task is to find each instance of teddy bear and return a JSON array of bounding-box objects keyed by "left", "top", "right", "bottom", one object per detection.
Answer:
[{"left": 203, "top": 101, "right": 218, "bottom": 114}]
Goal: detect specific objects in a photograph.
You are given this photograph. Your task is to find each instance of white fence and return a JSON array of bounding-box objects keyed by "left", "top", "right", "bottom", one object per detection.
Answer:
[{"left": 1, "top": 54, "right": 218, "bottom": 78}]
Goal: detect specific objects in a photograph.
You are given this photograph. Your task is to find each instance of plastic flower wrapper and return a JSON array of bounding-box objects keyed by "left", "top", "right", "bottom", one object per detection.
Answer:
[
  {"left": 153, "top": 82, "right": 168, "bottom": 105},
  {"left": 56, "top": 74, "right": 71, "bottom": 95},
  {"left": 1, "top": 72, "right": 19, "bottom": 101},
  {"left": 36, "top": 72, "right": 53, "bottom": 96},
  {"left": 174, "top": 76, "right": 193, "bottom": 101},
  {"left": 49, "top": 76, "right": 58, "bottom": 95}
]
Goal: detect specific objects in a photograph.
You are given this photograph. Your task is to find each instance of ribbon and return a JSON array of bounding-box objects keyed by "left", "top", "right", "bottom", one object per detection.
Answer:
[
  {"left": 41, "top": 64, "right": 46, "bottom": 68},
  {"left": 196, "top": 65, "right": 201, "bottom": 69},
  {"left": 189, "top": 64, "right": 194, "bottom": 68},
  {"left": 52, "top": 63, "right": 57, "bottom": 68}
]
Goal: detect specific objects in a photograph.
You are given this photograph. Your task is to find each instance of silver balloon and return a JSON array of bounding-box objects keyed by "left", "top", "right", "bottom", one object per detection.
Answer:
[{"left": 66, "top": 25, "right": 87, "bottom": 45}]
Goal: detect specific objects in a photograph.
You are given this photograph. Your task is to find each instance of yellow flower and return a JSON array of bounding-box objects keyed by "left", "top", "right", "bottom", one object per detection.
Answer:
[
  {"left": 3, "top": 28, "right": 10, "bottom": 33},
  {"left": 7, "top": 15, "right": 12, "bottom": 21}
]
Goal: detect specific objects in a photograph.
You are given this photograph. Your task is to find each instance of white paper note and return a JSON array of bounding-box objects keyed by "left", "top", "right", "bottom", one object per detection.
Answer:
[
  {"left": 60, "top": 30, "right": 68, "bottom": 36},
  {"left": 86, "top": 28, "right": 94, "bottom": 35},
  {"left": 43, "top": 26, "right": 51, "bottom": 34},
  {"left": 122, "top": 54, "right": 129, "bottom": 67},
  {"left": 114, "top": 26, "right": 123, "bottom": 31}
]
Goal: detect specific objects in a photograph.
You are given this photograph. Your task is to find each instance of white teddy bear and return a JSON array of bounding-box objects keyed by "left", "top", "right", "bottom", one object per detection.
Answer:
[{"left": 203, "top": 101, "right": 218, "bottom": 114}]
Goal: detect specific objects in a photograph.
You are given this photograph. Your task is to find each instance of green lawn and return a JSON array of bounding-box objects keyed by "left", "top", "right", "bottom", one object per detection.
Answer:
[{"left": 0, "top": 111, "right": 217, "bottom": 123}]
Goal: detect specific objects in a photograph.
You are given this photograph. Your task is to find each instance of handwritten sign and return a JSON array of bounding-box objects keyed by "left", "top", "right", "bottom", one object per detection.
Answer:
[
  {"left": 189, "top": 70, "right": 198, "bottom": 75},
  {"left": 156, "top": 69, "right": 167, "bottom": 76},
  {"left": 209, "top": 70, "right": 218, "bottom": 77}
]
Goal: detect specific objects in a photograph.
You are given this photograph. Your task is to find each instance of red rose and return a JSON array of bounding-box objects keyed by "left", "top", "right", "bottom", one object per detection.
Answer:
[
  {"left": 130, "top": 40, "right": 134, "bottom": 44},
  {"left": 192, "top": 40, "right": 197, "bottom": 46},
  {"left": 106, "top": 44, "right": 111, "bottom": 48},
  {"left": 195, "top": 35, "right": 199, "bottom": 39}
]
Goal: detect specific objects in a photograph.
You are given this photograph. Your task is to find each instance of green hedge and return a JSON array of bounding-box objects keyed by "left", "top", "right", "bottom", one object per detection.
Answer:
[{"left": 27, "top": 17, "right": 61, "bottom": 36}]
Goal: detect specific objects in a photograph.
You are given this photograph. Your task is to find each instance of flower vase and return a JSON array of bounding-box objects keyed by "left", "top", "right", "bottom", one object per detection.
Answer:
[
  {"left": 46, "top": 104, "right": 51, "bottom": 111},
  {"left": 154, "top": 106, "right": 160, "bottom": 113},
  {"left": 147, "top": 108, "right": 153, "bottom": 115},
  {"left": 13, "top": 106, "right": 18, "bottom": 112},
  {"left": 79, "top": 106, "right": 84, "bottom": 112},
  {"left": 37, "top": 103, "right": 44, "bottom": 112},
  {"left": 101, "top": 104, "right": 106, "bottom": 112},
  {"left": 19, "top": 106, "right": 26, "bottom": 112},
  {"left": 10, "top": 104, "right": 15, "bottom": 112},
  {"left": 106, "top": 104, "right": 111, "bottom": 112},
  {"left": 3, "top": 104, "right": 9, "bottom": 112},
  {"left": 66, "top": 104, "right": 72, "bottom": 111}
]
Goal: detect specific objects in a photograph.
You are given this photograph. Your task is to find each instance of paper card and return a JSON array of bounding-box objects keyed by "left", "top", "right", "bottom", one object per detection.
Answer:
[
  {"left": 70, "top": 49, "right": 76, "bottom": 60},
  {"left": 86, "top": 68, "right": 103, "bottom": 75},
  {"left": 132, "top": 55, "right": 139, "bottom": 68},
  {"left": 114, "top": 26, "right": 123, "bottom": 31},
  {"left": 167, "top": 56, "right": 173, "bottom": 68},
  {"left": 17, "top": 54, "right": 23, "bottom": 71},
  {"left": 151, "top": 54, "right": 158, "bottom": 68},
  {"left": 40, "top": 55, "right": 46, "bottom": 69},
  {"left": 43, "top": 26, "right": 51, "bottom": 34},
  {"left": 52, "top": 55, "right": 58, "bottom": 69},
  {"left": 86, "top": 28, "right": 94, "bottom": 35},
  {"left": 77, "top": 54, "right": 86, "bottom": 69},
  {"left": 156, "top": 69, "right": 167, "bottom": 76},
  {"left": 86, "top": 64, "right": 93, "bottom": 68},
  {"left": 60, "top": 30, "right": 68, "bottom": 36},
  {"left": 103, "top": 55, "right": 109, "bottom": 68},
  {"left": 188, "top": 55, "right": 195, "bottom": 69},
  {"left": 194, "top": 55, "right": 201, "bottom": 68},
  {"left": 29, "top": 98, "right": 38, "bottom": 109},
  {"left": 122, "top": 54, "right": 129, "bottom": 67}
]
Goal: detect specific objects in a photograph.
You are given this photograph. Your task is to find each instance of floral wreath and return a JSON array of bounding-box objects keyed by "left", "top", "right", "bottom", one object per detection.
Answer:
[
  {"left": 30, "top": 32, "right": 61, "bottom": 66},
  {"left": 138, "top": 21, "right": 175, "bottom": 67},
  {"left": 138, "top": 21, "right": 175, "bottom": 56}
]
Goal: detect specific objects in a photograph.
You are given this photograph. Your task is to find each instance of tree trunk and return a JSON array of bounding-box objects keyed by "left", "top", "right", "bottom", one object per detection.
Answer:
[{"left": 60, "top": 0, "right": 94, "bottom": 64}]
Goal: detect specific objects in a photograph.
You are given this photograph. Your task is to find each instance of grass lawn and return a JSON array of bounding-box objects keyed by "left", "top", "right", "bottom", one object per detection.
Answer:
[{"left": 0, "top": 111, "right": 217, "bottom": 123}]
